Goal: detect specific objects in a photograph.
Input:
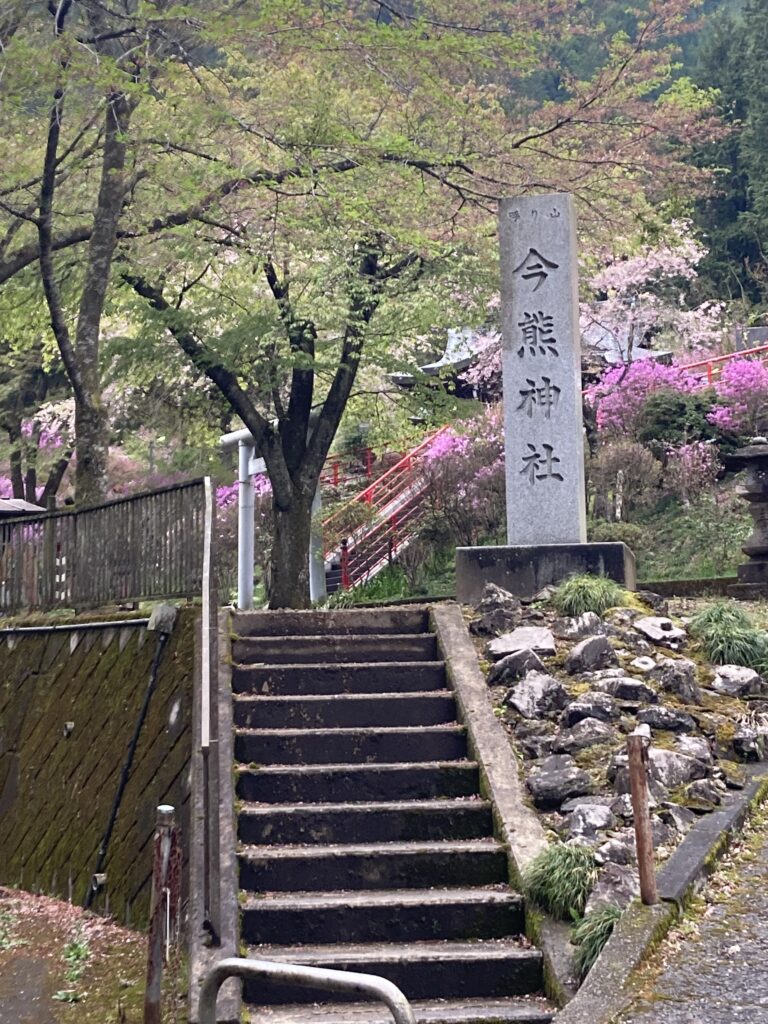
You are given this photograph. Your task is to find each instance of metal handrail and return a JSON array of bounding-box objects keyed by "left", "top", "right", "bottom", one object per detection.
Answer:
[{"left": 198, "top": 957, "right": 416, "bottom": 1024}]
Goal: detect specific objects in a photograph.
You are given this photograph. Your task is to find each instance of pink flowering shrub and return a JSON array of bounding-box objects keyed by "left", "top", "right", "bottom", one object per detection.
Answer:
[
  {"left": 215, "top": 473, "right": 273, "bottom": 597},
  {"left": 0, "top": 475, "right": 12, "bottom": 499},
  {"left": 709, "top": 359, "right": 768, "bottom": 436},
  {"left": 585, "top": 361, "right": 703, "bottom": 435},
  {"left": 665, "top": 442, "right": 720, "bottom": 506},
  {"left": 420, "top": 406, "right": 505, "bottom": 546}
]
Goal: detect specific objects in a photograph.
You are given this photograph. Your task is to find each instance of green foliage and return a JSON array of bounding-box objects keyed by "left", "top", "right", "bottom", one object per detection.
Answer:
[
  {"left": 635, "top": 389, "right": 742, "bottom": 455},
  {"left": 552, "top": 574, "right": 627, "bottom": 617},
  {"left": 636, "top": 492, "right": 750, "bottom": 581},
  {"left": 324, "top": 565, "right": 411, "bottom": 608},
  {"left": 588, "top": 520, "right": 646, "bottom": 550},
  {"left": 571, "top": 905, "right": 622, "bottom": 979},
  {"left": 522, "top": 842, "right": 598, "bottom": 921},
  {"left": 689, "top": 601, "right": 768, "bottom": 668},
  {"left": 63, "top": 932, "right": 90, "bottom": 983}
]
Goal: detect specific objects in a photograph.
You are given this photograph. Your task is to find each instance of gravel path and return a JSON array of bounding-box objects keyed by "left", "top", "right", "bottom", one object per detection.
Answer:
[{"left": 620, "top": 830, "right": 768, "bottom": 1023}]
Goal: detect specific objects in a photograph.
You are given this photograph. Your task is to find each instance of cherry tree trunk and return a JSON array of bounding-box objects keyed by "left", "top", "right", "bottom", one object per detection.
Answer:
[{"left": 269, "top": 496, "right": 314, "bottom": 609}]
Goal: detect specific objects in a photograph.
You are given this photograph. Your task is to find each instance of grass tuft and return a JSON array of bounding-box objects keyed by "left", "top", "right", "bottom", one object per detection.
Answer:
[
  {"left": 522, "top": 842, "right": 597, "bottom": 920},
  {"left": 571, "top": 904, "right": 622, "bottom": 979},
  {"left": 552, "top": 574, "right": 626, "bottom": 617},
  {"left": 689, "top": 602, "right": 768, "bottom": 669}
]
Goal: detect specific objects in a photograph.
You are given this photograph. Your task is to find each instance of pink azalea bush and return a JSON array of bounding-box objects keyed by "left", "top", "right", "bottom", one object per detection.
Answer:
[
  {"left": 709, "top": 359, "right": 768, "bottom": 436},
  {"left": 665, "top": 441, "right": 720, "bottom": 506},
  {"left": 585, "top": 360, "right": 703, "bottom": 435}
]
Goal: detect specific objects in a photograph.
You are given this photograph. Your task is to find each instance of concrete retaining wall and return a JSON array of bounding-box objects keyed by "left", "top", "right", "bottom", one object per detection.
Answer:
[{"left": 0, "top": 609, "right": 195, "bottom": 926}]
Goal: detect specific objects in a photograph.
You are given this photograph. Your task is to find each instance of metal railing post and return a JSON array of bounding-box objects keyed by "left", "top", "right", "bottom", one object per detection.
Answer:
[{"left": 198, "top": 958, "right": 416, "bottom": 1024}]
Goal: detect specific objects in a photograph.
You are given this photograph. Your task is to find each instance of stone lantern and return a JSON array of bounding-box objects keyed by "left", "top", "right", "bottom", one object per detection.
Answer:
[{"left": 726, "top": 440, "right": 768, "bottom": 599}]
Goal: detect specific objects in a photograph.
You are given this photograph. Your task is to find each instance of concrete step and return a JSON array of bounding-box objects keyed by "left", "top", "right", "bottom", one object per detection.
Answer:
[
  {"left": 236, "top": 761, "right": 481, "bottom": 804},
  {"left": 232, "top": 609, "right": 430, "bottom": 637},
  {"left": 234, "top": 725, "right": 468, "bottom": 765},
  {"left": 233, "top": 692, "right": 457, "bottom": 730},
  {"left": 238, "top": 839, "right": 507, "bottom": 891},
  {"left": 233, "top": 661, "right": 447, "bottom": 696},
  {"left": 242, "top": 940, "right": 543, "bottom": 1003},
  {"left": 232, "top": 634, "right": 438, "bottom": 665},
  {"left": 240, "top": 888, "right": 524, "bottom": 946},
  {"left": 237, "top": 799, "right": 493, "bottom": 846},
  {"left": 246, "top": 998, "right": 555, "bottom": 1024}
]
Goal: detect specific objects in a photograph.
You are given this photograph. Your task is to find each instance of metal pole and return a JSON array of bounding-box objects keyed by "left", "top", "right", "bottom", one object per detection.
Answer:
[
  {"left": 309, "top": 484, "right": 327, "bottom": 604},
  {"left": 237, "top": 441, "right": 255, "bottom": 610},
  {"left": 198, "top": 958, "right": 416, "bottom": 1024},
  {"left": 627, "top": 731, "right": 658, "bottom": 906},
  {"left": 144, "top": 804, "right": 176, "bottom": 1024}
]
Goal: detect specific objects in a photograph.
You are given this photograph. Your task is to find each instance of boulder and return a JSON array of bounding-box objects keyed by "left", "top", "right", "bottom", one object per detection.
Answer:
[
  {"left": 563, "top": 691, "right": 621, "bottom": 726},
  {"left": 552, "top": 612, "right": 604, "bottom": 640},
  {"left": 636, "top": 705, "right": 695, "bottom": 733},
  {"left": 560, "top": 795, "right": 615, "bottom": 813},
  {"left": 610, "top": 793, "right": 636, "bottom": 819},
  {"left": 487, "top": 626, "right": 556, "bottom": 662},
  {"left": 565, "top": 635, "right": 618, "bottom": 675},
  {"left": 647, "top": 747, "right": 707, "bottom": 789},
  {"left": 659, "top": 804, "right": 696, "bottom": 833},
  {"left": 585, "top": 862, "right": 639, "bottom": 913},
  {"left": 596, "top": 836, "right": 635, "bottom": 866},
  {"left": 567, "top": 803, "right": 616, "bottom": 839},
  {"left": 711, "top": 664, "right": 767, "bottom": 698},
  {"left": 514, "top": 720, "right": 557, "bottom": 759},
  {"left": 470, "top": 583, "right": 522, "bottom": 637},
  {"left": 683, "top": 777, "right": 722, "bottom": 811},
  {"left": 505, "top": 670, "right": 570, "bottom": 719},
  {"left": 609, "top": 752, "right": 667, "bottom": 802},
  {"left": 676, "top": 734, "right": 713, "bottom": 765},
  {"left": 594, "top": 675, "right": 658, "bottom": 704},
  {"left": 717, "top": 760, "right": 747, "bottom": 789},
  {"left": 552, "top": 717, "right": 617, "bottom": 754},
  {"left": 649, "top": 657, "right": 702, "bottom": 705},
  {"left": 487, "top": 648, "right": 545, "bottom": 685},
  {"left": 634, "top": 616, "right": 687, "bottom": 650},
  {"left": 526, "top": 755, "right": 593, "bottom": 810},
  {"left": 733, "top": 725, "right": 767, "bottom": 762},
  {"left": 636, "top": 591, "right": 669, "bottom": 615},
  {"left": 630, "top": 656, "right": 657, "bottom": 675}
]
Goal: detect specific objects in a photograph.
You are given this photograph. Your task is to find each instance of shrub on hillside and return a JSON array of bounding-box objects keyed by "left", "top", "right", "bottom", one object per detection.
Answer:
[
  {"left": 689, "top": 602, "right": 768, "bottom": 669},
  {"left": 588, "top": 520, "right": 646, "bottom": 550},
  {"left": 571, "top": 905, "right": 622, "bottom": 979},
  {"left": 522, "top": 843, "right": 597, "bottom": 920},
  {"left": 553, "top": 574, "right": 627, "bottom": 617},
  {"left": 588, "top": 441, "right": 662, "bottom": 521}
]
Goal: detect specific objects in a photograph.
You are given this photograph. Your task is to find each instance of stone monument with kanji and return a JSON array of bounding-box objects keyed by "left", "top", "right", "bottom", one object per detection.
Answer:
[{"left": 456, "top": 192, "right": 636, "bottom": 601}]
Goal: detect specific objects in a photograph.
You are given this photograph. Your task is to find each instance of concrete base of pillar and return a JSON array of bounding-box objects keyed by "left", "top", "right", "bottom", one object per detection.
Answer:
[{"left": 456, "top": 543, "right": 636, "bottom": 604}]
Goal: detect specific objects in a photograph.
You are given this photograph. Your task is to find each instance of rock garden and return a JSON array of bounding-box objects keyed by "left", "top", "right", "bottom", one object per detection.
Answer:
[{"left": 468, "top": 576, "right": 768, "bottom": 977}]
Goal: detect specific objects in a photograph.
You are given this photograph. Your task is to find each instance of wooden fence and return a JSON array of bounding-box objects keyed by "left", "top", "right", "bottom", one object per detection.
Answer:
[{"left": 0, "top": 480, "right": 206, "bottom": 614}]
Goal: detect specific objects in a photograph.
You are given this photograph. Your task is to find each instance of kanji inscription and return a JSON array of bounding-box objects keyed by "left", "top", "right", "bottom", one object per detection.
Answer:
[{"left": 499, "top": 192, "right": 587, "bottom": 543}]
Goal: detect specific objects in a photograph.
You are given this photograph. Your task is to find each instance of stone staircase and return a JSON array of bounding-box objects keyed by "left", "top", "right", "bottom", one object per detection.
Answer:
[{"left": 228, "top": 607, "right": 554, "bottom": 1024}]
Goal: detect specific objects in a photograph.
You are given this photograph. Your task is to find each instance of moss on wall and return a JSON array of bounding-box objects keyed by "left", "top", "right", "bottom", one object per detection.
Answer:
[{"left": 0, "top": 608, "right": 195, "bottom": 927}]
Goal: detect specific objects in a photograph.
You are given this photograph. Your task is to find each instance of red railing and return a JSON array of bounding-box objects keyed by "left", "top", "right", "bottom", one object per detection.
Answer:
[
  {"left": 677, "top": 343, "right": 768, "bottom": 384},
  {"left": 322, "top": 426, "right": 450, "bottom": 589}
]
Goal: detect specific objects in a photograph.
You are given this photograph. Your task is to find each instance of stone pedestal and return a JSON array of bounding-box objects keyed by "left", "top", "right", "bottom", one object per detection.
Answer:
[
  {"left": 726, "top": 443, "right": 768, "bottom": 599},
  {"left": 456, "top": 543, "right": 636, "bottom": 605}
]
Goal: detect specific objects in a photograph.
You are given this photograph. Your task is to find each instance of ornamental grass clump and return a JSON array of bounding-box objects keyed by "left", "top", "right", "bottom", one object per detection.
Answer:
[
  {"left": 552, "top": 574, "right": 626, "bottom": 617},
  {"left": 571, "top": 904, "right": 622, "bottom": 979},
  {"left": 689, "top": 602, "right": 768, "bottom": 669},
  {"left": 522, "top": 842, "right": 597, "bottom": 921}
]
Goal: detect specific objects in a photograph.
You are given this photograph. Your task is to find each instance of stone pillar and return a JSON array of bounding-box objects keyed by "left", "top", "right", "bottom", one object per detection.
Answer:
[
  {"left": 454, "top": 192, "right": 635, "bottom": 604},
  {"left": 500, "top": 193, "right": 587, "bottom": 544}
]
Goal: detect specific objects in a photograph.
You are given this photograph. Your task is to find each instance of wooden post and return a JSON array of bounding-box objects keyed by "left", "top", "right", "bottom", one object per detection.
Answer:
[
  {"left": 627, "top": 731, "right": 658, "bottom": 906},
  {"left": 144, "top": 804, "right": 176, "bottom": 1024}
]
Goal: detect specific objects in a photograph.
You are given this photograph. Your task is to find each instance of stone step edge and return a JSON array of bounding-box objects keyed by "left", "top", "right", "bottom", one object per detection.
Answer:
[
  {"left": 238, "top": 798, "right": 490, "bottom": 815},
  {"left": 235, "top": 724, "right": 466, "bottom": 738},
  {"left": 238, "top": 838, "right": 503, "bottom": 858},
  {"left": 239, "top": 887, "right": 519, "bottom": 910},
  {"left": 233, "top": 633, "right": 437, "bottom": 643},
  {"left": 233, "top": 691, "right": 454, "bottom": 703},
  {"left": 232, "top": 659, "right": 446, "bottom": 671},
  {"left": 244, "top": 939, "right": 538, "bottom": 963},
  {"left": 244, "top": 997, "right": 555, "bottom": 1024},
  {"left": 235, "top": 759, "right": 479, "bottom": 774}
]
